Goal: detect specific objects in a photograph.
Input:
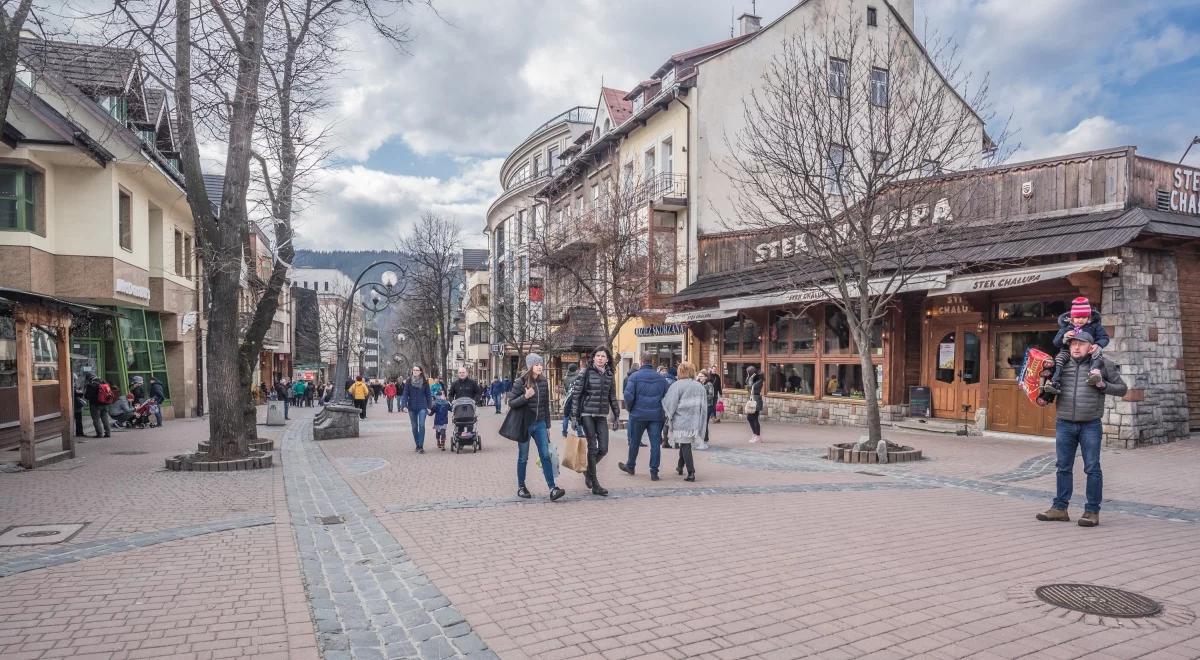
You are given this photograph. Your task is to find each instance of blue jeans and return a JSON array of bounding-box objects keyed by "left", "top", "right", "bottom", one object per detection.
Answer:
[
  {"left": 626, "top": 419, "right": 664, "bottom": 475},
  {"left": 408, "top": 408, "right": 428, "bottom": 449},
  {"left": 494, "top": 396, "right": 502, "bottom": 413},
  {"left": 282, "top": 397, "right": 289, "bottom": 420},
  {"left": 1053, "top": 419, "right": 1103, "bottom": 513},
  {"left": 518, "top": 420, "right": 556, "bottom": 489}
]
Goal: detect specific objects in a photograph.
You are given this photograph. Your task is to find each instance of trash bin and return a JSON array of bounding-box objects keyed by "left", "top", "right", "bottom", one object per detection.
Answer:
[{"left": 266, "top": 400, "right": 286, "bottom": 426}]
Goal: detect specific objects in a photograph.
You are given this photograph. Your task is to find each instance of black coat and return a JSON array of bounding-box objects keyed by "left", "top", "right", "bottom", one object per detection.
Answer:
[
  {"left": 509, "top": 373, "right": 551, "bottom": 424},
  {"left": 448, "top": 377, "right": 482, "bottom": 402},
  {"left": 568, "top": 365, "right": 620, "bottom": 420}
]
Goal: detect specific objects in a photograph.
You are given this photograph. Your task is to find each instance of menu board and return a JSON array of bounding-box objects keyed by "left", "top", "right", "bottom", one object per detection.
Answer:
[{"left": 909, "top": 386, "right": 931, "bottom": 418}]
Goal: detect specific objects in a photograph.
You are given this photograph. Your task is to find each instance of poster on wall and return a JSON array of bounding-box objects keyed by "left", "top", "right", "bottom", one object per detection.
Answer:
[{"left": 938, "top": 342, "right": 956, "bottom": 370}]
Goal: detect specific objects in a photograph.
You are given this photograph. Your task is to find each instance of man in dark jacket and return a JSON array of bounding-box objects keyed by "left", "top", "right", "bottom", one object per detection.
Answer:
[
  {"left": 148, "top": 377, "right": 166, "bottom": 427},
  {"left": 448, "top": 367, "right": 482, "bottom": 402},
  {"left": 1036, "top": 331, "right": 1127, "bottom": 528},
  {"left": 84, "top": 375, "right": 111, "bottom": 438},
  {"left": 490, "top": 377, "right": 504, "bottom": 414},
  {"left": 708, "top": 365, "right": 724, "bottom": 423},
  {"left": 619, "top": 353, "right": 670, "bottom": 480}
]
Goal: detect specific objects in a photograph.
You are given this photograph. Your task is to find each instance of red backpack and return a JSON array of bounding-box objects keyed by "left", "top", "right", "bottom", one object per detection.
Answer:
[{"left": 97, "top": 382, "right": 117, "bottom": 405}]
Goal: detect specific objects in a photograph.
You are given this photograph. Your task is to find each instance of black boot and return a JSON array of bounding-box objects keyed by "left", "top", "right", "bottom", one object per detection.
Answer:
[{"left": 517, "top": 486, "right": 531, "bottom": 499}]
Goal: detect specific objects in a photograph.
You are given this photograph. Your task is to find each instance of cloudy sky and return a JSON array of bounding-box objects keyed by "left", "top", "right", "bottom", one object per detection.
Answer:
[{"left": 103, "top": 0, "right": 1200, "bottom": 250}]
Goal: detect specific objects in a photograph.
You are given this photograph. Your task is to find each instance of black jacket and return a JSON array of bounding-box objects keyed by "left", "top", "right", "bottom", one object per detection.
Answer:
[
  {"left": 1056, "top": 356, "right": 1127, "bottom": 422},
  {"left": 708, "top": 372, "right": 723, "bottom": 398},
  {"left": 448, "top": 377, "right": 482, "bottom": 402},
  {"left": 509, "top": 373, "right": 551, "bottom": 425},
  {"left": 568, "top": 365, "right": 620, "bottom": 421}
]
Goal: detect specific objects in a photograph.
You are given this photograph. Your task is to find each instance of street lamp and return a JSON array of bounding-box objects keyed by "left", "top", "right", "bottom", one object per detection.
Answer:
[{"left": 330, "top": 261, "right": 408, "bottom": 405}]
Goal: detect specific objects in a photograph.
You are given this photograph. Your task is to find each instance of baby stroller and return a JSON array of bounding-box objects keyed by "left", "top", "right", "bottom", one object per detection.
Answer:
[
  {"left": 450, "top": 397, "right": 482, "bottom": 453},
  {"left": 129, "top": 400, "right": 157, "bottom": 429}
]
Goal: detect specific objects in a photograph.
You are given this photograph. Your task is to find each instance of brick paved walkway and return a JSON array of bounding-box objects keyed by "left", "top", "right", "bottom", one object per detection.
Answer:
[{"left": 2, "top": 399, "right": 1198, "bottom": 658}]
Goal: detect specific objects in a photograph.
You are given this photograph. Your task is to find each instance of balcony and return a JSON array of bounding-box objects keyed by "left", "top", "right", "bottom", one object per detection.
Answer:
[
  {"left": 528, "top": 106, "right": 596, "bottom": 139},
  {"left": 646, "top": 173, "right": 687, "bottom": 211}
]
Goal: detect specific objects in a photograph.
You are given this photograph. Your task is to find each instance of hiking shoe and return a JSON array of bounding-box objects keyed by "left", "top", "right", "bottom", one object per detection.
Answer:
[
  {"left": 590, "top": 484, "right": 608, "bottom": 497},
  {"left": 1036, "top": 508, "right": 1070, "bottom": 522},
  {"left": 1078, "top": 511, "right": 1099, "bottom": 527},
  {"left": 618, "top": 462, "right": 634, "bottom": 475},
  {"left": 650, "top": 473, "right": 660, "bottom": 481},
  {"left": 517, "top": 486, "right": 531, "bottom": 499},
  {"left": 549, "top": 487, "right": 565, "bottom": 502}
]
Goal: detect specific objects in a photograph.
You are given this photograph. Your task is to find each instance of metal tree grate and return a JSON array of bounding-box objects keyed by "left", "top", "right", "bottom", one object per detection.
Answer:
[{"left": 1035, "top": 584, "right": 1162, "bottom": 618}]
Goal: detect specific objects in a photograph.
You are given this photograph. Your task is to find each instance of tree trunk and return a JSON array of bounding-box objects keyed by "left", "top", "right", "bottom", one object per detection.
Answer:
[
  {"left": 855, "top": 323, "right": 883, "bottom": 445},
  {"left": 0, "top": 0, "right": 35, "bottom": 129}
]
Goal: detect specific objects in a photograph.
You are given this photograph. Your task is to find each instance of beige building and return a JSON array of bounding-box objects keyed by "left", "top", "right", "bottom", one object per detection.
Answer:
[
  {"left": 291, "top": 267, "right": 355, "bottom": 383},
  {"left": 240, "top": 224, "right": 292, "bottom": 391},
  {"left": 1, "top": 36, "right": 201, "bottom": 430}
]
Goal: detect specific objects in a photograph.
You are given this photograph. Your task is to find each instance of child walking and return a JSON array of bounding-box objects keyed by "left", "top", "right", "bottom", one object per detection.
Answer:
[
  {"left": 1042, "top": 297, "right": 1110, "bottom": 396},
  {"left": 432, "top": 392, "right": 451, "bottom": 451}
]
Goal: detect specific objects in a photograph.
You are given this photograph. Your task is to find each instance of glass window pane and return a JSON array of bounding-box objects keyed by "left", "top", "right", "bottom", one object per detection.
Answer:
[
  {"left": 994, "top": 330, "right": 1058, "bottom": 380},
  {"left": 769, "top": 363, "right": 814, "bottom": 395},
  {"left": 31, "top": 326, "right": 58, "bottom": 381},
  {"left": 963, "top": 332, "right": 981, "bottom": 384},
  {"left": 643, "top": 341, "right": 682, "bottom": 371},
  {"left": 742, "top": 317, "right": 761, "bottom": 354},
  {"left": 0, "top": 199, "right": 18, "bottom": 229},
  {"left": 936, "top": 332, "right": 956, "bottom": 383},
  {"left": 146, "top": 314, "right": 162, "bottom": 341},
  {"left": 723, "top": 318, "right": 741, "bottom": 355},
  {"left": 824, "top": 307, "right": 850, "bottom": 353},
  {"left": 0, "top": 170, "right": 18, "bottom": 197},
  {"left": 124, "top": 341, "right": 151, "bottom": 372},
  {"left": 120, "top": 311, "right": 147, "bottom": 340},
  {"left": 769, "top": 311, "right": 789, "bottom": 353},
  {"left": 723, "top": 361, "right": 760, "bottom": 390},
  {"left": 149, "top": 342, "right": 166, "bottom": 370},
  {"left": 823, "top": 363, "right": 867, "bottom": 398},
  {"left": 869, "top": 320, "right": 884, "bottom": 355}
]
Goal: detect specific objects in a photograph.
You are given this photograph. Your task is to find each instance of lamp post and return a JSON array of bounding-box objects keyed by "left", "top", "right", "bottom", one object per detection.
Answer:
[{"left": 331, "top": 262, "right": 407, "bottom": 405}]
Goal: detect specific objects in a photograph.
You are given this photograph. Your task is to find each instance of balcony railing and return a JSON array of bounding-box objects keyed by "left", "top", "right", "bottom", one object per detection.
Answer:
[
  {"left": 529, "top": 106, "right": 596, "bottom": 137},
  {"left": 645, "top": 172, "right": 687, "bottom": 201}
]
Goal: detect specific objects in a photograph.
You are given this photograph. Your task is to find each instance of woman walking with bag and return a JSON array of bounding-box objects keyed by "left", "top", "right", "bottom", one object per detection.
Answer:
[
  {"left": 697, "top": 371, "right": 714, "bottom": 449},
  {"left": 568, "top": 346, "right": 621, "bottom": 497},
  {"left": 400, "top": 366, "right": 434, "bottom": 453},
  {"left": 663, "top": 362, "right": 708, "bottom": 481},
  {"left": 745, "top": 365, "right": 764, "bottom": 443},
  {"left": 503, "top": 354, "right": 565, "bottom": 501}
]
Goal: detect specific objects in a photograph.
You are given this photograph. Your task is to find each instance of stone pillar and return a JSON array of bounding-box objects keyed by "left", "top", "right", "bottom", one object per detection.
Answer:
[{"left": 1101, "top": 247, "right": 1190, "bottom": 448}]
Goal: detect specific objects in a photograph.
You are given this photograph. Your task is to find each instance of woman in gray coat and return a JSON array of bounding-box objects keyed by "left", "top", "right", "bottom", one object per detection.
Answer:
[{"left": 662, "top": 362, "right": 708, "bottom": 481}]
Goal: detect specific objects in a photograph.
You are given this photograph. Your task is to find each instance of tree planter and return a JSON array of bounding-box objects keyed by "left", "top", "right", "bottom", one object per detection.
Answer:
[
  {"left": 197, "top": 439, "right": 274, "bottom": 453},
  {"left": 828, "top": 442, "right": 922, "bottom": 464},
  {"left": 165, "top": 450, "right": 272, "bottom": 472}
]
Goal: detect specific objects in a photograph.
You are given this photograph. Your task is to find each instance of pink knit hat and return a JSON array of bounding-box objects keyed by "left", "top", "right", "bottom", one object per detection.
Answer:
[{"left": 1070, "top": 296, "right": 1092, "bottom": 319}]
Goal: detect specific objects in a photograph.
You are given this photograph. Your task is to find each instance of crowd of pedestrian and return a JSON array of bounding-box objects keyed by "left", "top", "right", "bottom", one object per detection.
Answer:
[{"left": 73, "top": 373, "right": 168, "bottom": 437}]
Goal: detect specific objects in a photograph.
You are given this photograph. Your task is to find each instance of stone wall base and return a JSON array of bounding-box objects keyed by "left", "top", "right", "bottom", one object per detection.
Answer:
[{"left": 720, "top": 392, "right": 904, "bottom": 427}]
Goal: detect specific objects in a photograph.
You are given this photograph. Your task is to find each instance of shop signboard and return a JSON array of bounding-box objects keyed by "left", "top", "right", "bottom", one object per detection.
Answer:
[
  {"left": 909, "top": 386, "right": 931, "bottom": 418},
  {"left": 634, "top": 323, "right": 685, "bottom": 337}
]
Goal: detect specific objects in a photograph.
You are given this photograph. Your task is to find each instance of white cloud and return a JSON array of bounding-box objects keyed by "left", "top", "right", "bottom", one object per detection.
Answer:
[{"left": 1017, "top": 115, "right": 1131, "bottom": 160}]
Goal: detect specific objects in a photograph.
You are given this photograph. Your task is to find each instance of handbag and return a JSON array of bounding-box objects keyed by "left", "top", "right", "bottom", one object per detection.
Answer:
[
  {"left": 715, "top": 399, "right": 725, "bottom": 414},
  {"left": 499, "top": 406, "right": 526, "bottom": 441},
  {"left": 561, "top": 432, "right": 588, "bottom": 473},
  {"left": 743, "top": 398, "right": 758, "bottom": 415}
]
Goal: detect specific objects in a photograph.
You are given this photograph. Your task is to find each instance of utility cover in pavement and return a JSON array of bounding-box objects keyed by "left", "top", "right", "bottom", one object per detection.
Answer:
[
  {"left": 0, "top": 523, "right": 86, "bottom": 546},
  {"left": 317, "top": 515, "right": 344, "bottom": 525},
  {"left": 1035, "top": 583, "right": 1162, "bottom": 618}
]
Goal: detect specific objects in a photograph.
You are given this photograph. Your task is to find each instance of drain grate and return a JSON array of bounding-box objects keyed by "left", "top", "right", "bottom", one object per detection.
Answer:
[
  {"left": 1035, "top": 584, "right": 1162, "bottom": 618},
  {"left": 317, "top": 515, "right": 344, "bottom": 525},
  {"left": 111, "top": 451, "right": 149, "bottom": 456},
  {"left": 17, "top": 530, "right": 61, "bottom": 538}
]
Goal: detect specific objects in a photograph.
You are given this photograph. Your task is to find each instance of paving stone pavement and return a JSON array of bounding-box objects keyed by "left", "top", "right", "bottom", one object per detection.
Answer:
[
  {"left": 385, "top": 480, "right": 934, "bottom": 513},
  {"left": 282, "top": 419, "right": 495, "bottom": 659},
  {"left": 984, "top": 452, "right": 1058, "bottom": 482},
  {"left": 0, "top": 514, "right": 274, "bottom": 577}
]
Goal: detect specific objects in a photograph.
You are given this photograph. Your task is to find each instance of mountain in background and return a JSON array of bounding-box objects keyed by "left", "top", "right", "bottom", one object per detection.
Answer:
[{"left": 293, "top": 249, "right": 410, "bottom": 281}]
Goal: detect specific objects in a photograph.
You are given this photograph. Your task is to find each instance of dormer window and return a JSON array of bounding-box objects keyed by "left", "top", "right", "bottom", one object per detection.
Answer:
[
  {"left": 661, "top": 67, "right": 676, "bottom": 89},
  {"left": 867, "top": 7, "right": 877, "bottom": 27},
  {"left": 604, "top": 118, "right": 611, "bottom": 132},
  {"left": 632, "top": 94, "right": 645, "bottom": 113},
  {"left": 99, "top": 95, "right": 129, "bottom": 123}
]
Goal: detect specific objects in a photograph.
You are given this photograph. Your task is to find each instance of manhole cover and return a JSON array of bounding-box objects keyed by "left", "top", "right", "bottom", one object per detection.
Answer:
[
  {"left": 111, "top": 451, "right": 149, "bottom": 456},
  {"left": 17, "top": 530, "right": 61, "bottom": 538},
  {"left": 317, "top": 515, "right": 344, "bottom": 525},
  {"left": 1035, "top": 584, "right": 1161, "bottom": 618}
]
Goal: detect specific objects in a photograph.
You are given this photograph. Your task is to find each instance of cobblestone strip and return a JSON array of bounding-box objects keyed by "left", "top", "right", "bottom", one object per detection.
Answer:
[
  {"left": 386, "top": 481, "right": 934, "bottom": 513},
  {"left": 891, "top": 472, "right": 1200, "bottom": 522},
  {"left": 282, "top": 422, "right": 494, "bottom": 660},
  {"left": 0, "top": 514, "right": 274, "bottom": 577},
  {"left": 984, "top": 452, "right": 1058, "bottom": 482}
]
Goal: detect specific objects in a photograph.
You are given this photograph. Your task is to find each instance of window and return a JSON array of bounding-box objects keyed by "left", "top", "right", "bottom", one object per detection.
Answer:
[
  {"left": 920, "top": 160, "right": 941, "bottom": 177},
  {"left": 591, "top": 184, "right": 599, "bottom": 208},
  {"left": 870, "top": 68, "right": 890, "bottom": 107},
  {"left": 867, "top": 6, "right": 878, "bottom": 26},
  {"left": 31, "top": 326, "right": 58, "bottom": 382},
  {"left": 995, "top": 300, "right": 1070, "bottom": 321},
  {"left": 174, "top": 229, "right": 184, "bottom": 274},
  {"left": 604, "top": 118, "right": 611, "bottom": 132},
  {"left": 661, "top": 137, "right": 673, "bottom": 176},
  {"left": 184, "top": 235, "right": 193, "bottom": 277},
  {"left": 828, "top": 58, "right": 848, "bottom": 98},
  {"left": 496, "top": 224, "right": 505, "bottom": 257},
  {"left": 469, "top": 322, "right": 489, "bottom": 345},
  {"left": 516, "top": 210, "right": 525, "bottom": 242},
  {"left": 532, "top": 155, "right": 541, "bottom": 177},
  {"left": 768, "top": 310, "right": 815, "bottom": 354},
  {"left": 323, "top": 281, "right": 329, "bottom": 292},
  {"left": 547, "top": 146, "right": 559, "bottom": 174},
  {"left": 0, "top": 317, "right": 14, "bottom": 387},
  {"left": 644, "top": 341, "right": 682, "bottom": 370},
  {"left": 723, "top": 362, "right": 761, "bottom": 390},
  {"left": 823, "top": 363, "right": 881, "bottom": 400},
  {"left": 770, "top": 363, "right": 815, "bottom": 395},
  {"left": 99, "top": 95, "right": 129, "bottom": 122},
  {"left": 119, "top": 309, "right": 170, "bottom": 401},
  {"left": 622, "top": 161, "right": 635, "bottom": 190},
  {"left": 644, "top": 147, "right": 656, "bottom": 181},
  {"left": 661, "top": 67, "right": 677, "bottom": 88},
  {"left": 118, "top": 188, "right": 133, "bottom": 251},
  {"left": 824, "top": 307, "right": 851, "bottom": 354},
  {"left": 994, "top": 330, "right": 1058, "bottom": 380},
  {"left": 651, "top": 213, "right": 676, "bottom": 296},
  {"left": 826, "top": 144, "right": 846, "bottom": 194},
  {"left": 0, "top": 167, "right": 44, "bottom": 235},
  {"left": 723, "top": 316, "right": 761, "bottom": 357}
]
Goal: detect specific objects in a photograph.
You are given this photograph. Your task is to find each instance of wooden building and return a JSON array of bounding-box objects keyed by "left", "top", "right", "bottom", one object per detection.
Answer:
[{"left": 669, "top": 147, "right": 1199, "bottom": 446}]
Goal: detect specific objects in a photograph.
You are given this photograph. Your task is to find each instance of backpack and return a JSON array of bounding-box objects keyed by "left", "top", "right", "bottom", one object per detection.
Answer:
[{"left": 97, "top": 382, "right": 117, "bottom": 405}]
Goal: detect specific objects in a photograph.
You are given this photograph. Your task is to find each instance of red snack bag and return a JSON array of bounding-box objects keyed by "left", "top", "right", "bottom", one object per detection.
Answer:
[{"left": 1018, "top": 347, "right": 1052, "bottom": 404}]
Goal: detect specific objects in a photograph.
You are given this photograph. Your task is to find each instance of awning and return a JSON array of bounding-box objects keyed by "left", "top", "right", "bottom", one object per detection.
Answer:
[
  {"left": 932, "top": 256, "right": 1120, "bottom": 296},
  {"left": 665, "top": 308, "right": 737, "bottom": 323},
  {"left": 718, "top": 270, "right": 952, "bottom": 312}
]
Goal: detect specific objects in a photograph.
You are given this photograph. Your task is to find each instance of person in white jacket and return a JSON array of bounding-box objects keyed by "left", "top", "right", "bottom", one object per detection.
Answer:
[{"left": 661, "top": 362, "right": 709, "bottom": 482}]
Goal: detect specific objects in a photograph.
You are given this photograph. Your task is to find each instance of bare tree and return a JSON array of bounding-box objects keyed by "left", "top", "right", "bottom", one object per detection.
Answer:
[
  {"left": 533, "top": 168, "right": 667, "bottom": 349},
  {"left": 0, "top": 0, "right": 38, "bottom": 124},
  {"left": 398, "top": 212, "right": 462, "bottom": 380},
  {"left": 724, "top": 21, "right": 1008, "bottom": 444}
]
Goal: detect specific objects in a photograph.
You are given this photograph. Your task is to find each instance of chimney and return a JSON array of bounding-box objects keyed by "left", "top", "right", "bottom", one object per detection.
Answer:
[{"left": 737, "top": 13, "right": 762, "bottom": 36}]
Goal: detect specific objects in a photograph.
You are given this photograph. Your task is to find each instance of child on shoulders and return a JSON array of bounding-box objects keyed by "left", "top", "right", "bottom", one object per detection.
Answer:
[{"left": 1042, "top": 296, "right": 1110, "bottom": 396}]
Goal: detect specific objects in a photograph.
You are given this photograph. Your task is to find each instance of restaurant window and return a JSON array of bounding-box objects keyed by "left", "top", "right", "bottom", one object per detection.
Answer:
[
  {"left": 768, "top": 309, "right": 816, "bottom": 354},
  {"left": 0, "top": 166, "right": 44, "bottom": 235},
  {"left": 823, "top": 363, "right": 882, "bottom": 400},
  {"left": 824, "top": 307, "right": 851, "bottom": 353},
  {"left": 995, "top": 300, "right": 1071, "bottom": 321},
  {"left": 723, "top": 362, "right": 760, "bottom": 390},
  {"left": 769, "top": 363, "right": 815, "bottom": 395},
  {"left": 118, "top": 188, "right": 133, "bottom": 251},
  {"left": 994, "top": 330, "right": 1058, "bottom": 380},
  {"left": 644, "top": 341, "right": 682, "bottom": 370},
  {"left": 118, "top": 309, "right": 170, "bottom": 400}
]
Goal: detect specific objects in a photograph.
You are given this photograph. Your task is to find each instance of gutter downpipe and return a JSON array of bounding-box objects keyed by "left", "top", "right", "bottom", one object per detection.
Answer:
[{"left": 673, "top": 87, "right": 694, "bottom": 363}]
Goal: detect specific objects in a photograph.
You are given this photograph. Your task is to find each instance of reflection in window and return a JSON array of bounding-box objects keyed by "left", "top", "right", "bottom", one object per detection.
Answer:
[
  {"left": 769, "top": 363, "right": 814, "bottom": 395},
  {"left": 963, "top": 332, "right": 980, "bottom": 384},
  {"left": 723, "top": 362, "right": 760, "bottom": 390},
  {"left": 995, "top": 300, "right": 1070, "bottom": 320},
  {"left": 742, "top": 317, "right": 761, "bottom": 354},
  {"left": 32, "top": 326, "right": 58, "bottom": 381},
  {"left": 769, "top": 310, "right": 815, "bottom": 354},
  {"left": 825, "top": 307, "right": 850, "bottom": 353},
  {"left": 994, "top": 330, "right": 1058, "bottom": 380},
  {"left": 823, "top": 363, "right": 879, "bottom": 399},
  {"left": 723, "top": 318, "right": 742, "bottom": 355}
]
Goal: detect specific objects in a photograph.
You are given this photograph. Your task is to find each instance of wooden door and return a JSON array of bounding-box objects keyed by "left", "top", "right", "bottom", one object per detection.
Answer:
[{"left": 929, "top": 323, "right": 982, "bottom": 421}]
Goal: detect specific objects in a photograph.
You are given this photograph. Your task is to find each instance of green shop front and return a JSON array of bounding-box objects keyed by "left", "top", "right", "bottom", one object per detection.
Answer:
[{"left": 70, "top": 307, "right": 173, "bottom": 410}]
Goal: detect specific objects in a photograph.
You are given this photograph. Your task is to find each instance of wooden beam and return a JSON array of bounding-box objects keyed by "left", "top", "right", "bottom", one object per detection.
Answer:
[
  {"left": 15, "top": 314, "right": 35, "bottom": 469},
  {"left": 57, "top": 322, "right": 74, "bottom": 457}
]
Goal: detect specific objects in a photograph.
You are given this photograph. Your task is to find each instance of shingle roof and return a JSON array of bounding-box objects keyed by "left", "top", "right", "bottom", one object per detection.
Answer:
[
  {"left": 462, "top": 249, "right": 489, "bottom": 271},
  {"left": 142, "top": 87, "right": 167, "bottom": 127},
  {"left": 672, "top": 208, "right": 1144, "bottom": 306},
  {"left": 19, "top": 38, "right": 138, "bottom": 93},
  {"left": 601, "top": 87, "right": 632, "bottom": 126},
  {"left": 549, "top": 307, "right": 606, "bottom": 352}
]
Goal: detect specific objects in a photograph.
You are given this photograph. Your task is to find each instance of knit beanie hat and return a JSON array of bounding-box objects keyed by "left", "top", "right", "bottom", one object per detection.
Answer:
[
  {"left": 1070, "top": 297, "right": 1092, "bottom": 319},
  {"left": 525, "top": 353, "right": 543, "bottom": 369}
]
